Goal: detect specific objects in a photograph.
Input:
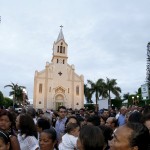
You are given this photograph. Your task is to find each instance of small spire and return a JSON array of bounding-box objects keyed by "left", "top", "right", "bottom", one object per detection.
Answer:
[{"left": 56, "top": 25, "right": 65, "bottom": 42}]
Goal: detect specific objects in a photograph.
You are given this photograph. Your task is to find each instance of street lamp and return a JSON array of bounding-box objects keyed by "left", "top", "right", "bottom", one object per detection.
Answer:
[
  {"left": 136, "top": 95, "right": 139, "bottom": 105},
  {"left": 132, "top": 96, "right": 135, "bottom": 105}
]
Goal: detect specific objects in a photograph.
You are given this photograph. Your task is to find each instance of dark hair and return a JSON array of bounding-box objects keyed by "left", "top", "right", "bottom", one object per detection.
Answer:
[
  {"left": 37, "top": 118, "right": 50, "bottom": 131},
  {"left": 19, "top": 114, "right": 38, "bottom": 139},
  {"left": 0, "top": 130, "right": 10, "bottom": 144},
  {"left": 79, "top": 125, "right": 104, "bottom": 150},
  {"left": 128, "top": 111, "right": 143, "bottom": 123},
  {"left": 65, "top": 116, "right": 79, "bottom": 127},
  {"left": 100, "top": 115, "right": 107, "bottom": 124},
  {"left": 87, "top": 115, "right": 100, "bottom": 126},
  {"left": 141, "top": 113, "right": 150, "bottom": 123},
  {"left": 42, "top": 128, "right": 57, "bottom": 143},
  {"left": 126, "top": 122, "right": 149, "bottom": 150},
  {"left": 99, "top": 125, "right": 113, "bottom": 142},
  {"left": 0, "top": 109, "right": 13, "bottom": 125},
  {"left": 58, "top": 106, "right": 66, "bottom": 112},
  {"left": 26, "top": 107, "right": 36, "bottom": 118},
  {"left": 66, "top": 123, "right": 79, "bottom": 133},
  {"left": 99, "top": 125, "right": 113, "bottom": 149},
  {"left": 0, "top": 109, "right": 15, "bottom": 135}
]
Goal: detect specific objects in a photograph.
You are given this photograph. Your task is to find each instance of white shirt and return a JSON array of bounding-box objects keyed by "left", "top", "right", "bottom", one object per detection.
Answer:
[
  {"left": 18, "top": 134, "right": 39, "bottom": 150},
  {"left": 59, "top": 133, "right": 78, "bottom": 150}
]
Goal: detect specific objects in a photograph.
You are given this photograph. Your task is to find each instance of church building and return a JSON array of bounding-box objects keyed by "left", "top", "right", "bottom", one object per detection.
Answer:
[{"left": 33, "top": 28, "right": 84, "bottom": 110}]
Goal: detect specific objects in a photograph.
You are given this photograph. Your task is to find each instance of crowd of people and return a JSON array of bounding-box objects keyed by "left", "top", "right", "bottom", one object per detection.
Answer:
[{"left": 0, "top": 104, "right": 150, "bottom": 150}]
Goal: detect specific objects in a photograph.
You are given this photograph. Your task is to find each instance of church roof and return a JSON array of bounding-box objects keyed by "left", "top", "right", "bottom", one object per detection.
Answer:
[{"left": 56, "top": 27, "right": 65, "bottom": 42}]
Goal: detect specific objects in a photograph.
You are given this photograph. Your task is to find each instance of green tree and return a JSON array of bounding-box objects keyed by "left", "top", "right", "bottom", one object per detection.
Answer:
[
  {"left": 105, "top": 78, "right": 121, "bottom": 107},
  {"left": 123, "top": 92, "right": 130, "bottom": 100},
  {"left": 0, "top": 91, "right": 4, "bottom": 101},
  {"left": 87, "top": 78, "right": 106, "bottom": 112},
  {"left": 4, "top": 83, "right": 25, "bottom": 107},
  {"left": 84, "top": 84, "right": 93, "bottom": 103}
]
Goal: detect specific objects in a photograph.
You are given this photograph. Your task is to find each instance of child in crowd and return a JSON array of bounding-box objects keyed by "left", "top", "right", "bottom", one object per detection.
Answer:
[{"left": 59, "top": 123, "right": 80, "bottom": 150}]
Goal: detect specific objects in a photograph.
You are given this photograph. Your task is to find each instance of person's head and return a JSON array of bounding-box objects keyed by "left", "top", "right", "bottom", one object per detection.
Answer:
[
  {"left": 105, "top": 117, "right": 118, "bottom": 130},
  {"left": 110, "top": 122, "right": 149, "bottom": 150},
  {"left": 0, "top": 109, "right": 13, "bottom": 131},
  {"left": 128, "top": 111, "right": 143, "bottom": 123},
  {"left": 16, "top": 114, "right": 37, "bottom": 138},
  {"left": 66, "top": 123, "right": 80, "bottom": 137},
  {"left": 102, "top": 109, "right": 109, "bottom": 118},
  {"left": 99, "top": 125, "right": 113, "bottom": 149},
  {"left": 26, "top": 107, "right": 36, "bottom": 118},
  {"left": 86, "top": 115, "right": 100, "bottom": 126},
  {"left": 141, "top": 113, "right": 150, "bottom": 133},
  {"left": 65, "top": 116, "right": 79, "bottom": 127},
  {"left": 120, "top": 106, "right": 127, "bottom": 115},
  {"left": 79, "top": 108, "right": 85, "bottom": 116},
  {"left": 39, "top": 128, "right": 57, "bottom": 150},
  {"left": 36, "top": 118, "right": 50, "bottom": 133},
  {"left": 100, "top": 115, "right": 107, "bottom": 125},
  {"left": 0, "top": 130, "right": 10, "bottom": 150},
  {"left": 58, "top": 106, "right": 67, "bottom": 119},
  {"left": 77, "top": 125, "right": 104, "bottom": 150}
]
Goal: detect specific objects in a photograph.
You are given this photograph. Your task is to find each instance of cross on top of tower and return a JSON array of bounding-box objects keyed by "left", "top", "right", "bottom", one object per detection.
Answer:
[{"left": 60, "top": 25, "right": 63, "bottom": 29}]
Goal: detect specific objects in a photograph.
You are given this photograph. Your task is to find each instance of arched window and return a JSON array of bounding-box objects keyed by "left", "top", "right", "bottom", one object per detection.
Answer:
[
  {"left": 63, "top": 59, "right": 65, "bottom": 64},
  {"left": 57, "top": 46, "right": 59, "bottom": 52},
  {"left": 57, "top": 59, "right": 58, "bottom": 63},
  {"left": 39, "top": 84, "right": 42, "bottom": 93},
  {"left": 63, "top": 47, "right": 65, "bottom": 53},
  {"left": 60, "top": 46, "right": 62, "bottom": 53},
  {"left": 68, "top": 88, "right": 69, "bottom": 93},
  {"left": 76, "top": 86, "right": 79, "bottom": 95}
]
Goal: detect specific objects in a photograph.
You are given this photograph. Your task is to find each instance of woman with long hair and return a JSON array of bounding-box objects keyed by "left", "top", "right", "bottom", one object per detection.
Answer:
[
  {"left": 16, "top": 113, "right": 39, "bottom": 150},
  {"left": 0, "top": 109, "right": 20, "bottom": 150}
]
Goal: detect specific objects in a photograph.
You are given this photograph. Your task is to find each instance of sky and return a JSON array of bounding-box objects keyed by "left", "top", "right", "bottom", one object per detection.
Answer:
[{"left": 0, "top": 0, "right": 150, "bottom": 100}]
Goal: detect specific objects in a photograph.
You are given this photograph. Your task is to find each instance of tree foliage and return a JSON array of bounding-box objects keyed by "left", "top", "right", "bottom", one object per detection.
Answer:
[
  {"left": 84, "top": 78, "right": 121, "bottom": 111},
  {"left": 4, "top": 82, "right": 26, "bottom": 106}
]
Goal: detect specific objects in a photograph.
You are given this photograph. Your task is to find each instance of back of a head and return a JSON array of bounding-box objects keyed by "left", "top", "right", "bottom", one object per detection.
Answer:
[
  {"left": 99, "top": 125, "right": 113, "bottom": 143},
  {"left": 26, "top": 107, "right": 36, "bottom": 118},
  {"left": 128, "top": 111, "right": 143, "bottom": 123},
  {"left": 37, "top": 118, "right": 50, "bottom": 131},
  {"left": 126, "top": 122, "right": 149, "bottom": 150},
  {"left": 19, "top": 114, "right": 37, "bottom": 138},
  {"left": 87, "top": 115, "right": 100, "bottom": 126},
  {"left": 79, "top": 125, "right": 104, "bottom": 150}
]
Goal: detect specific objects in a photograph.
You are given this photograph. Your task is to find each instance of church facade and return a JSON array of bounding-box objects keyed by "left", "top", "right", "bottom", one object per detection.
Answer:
[{"left": 33, "top": 28, "right": 84, "bottom": 110}]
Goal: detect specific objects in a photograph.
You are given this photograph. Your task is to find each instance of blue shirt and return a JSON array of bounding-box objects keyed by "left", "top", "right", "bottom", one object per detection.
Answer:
[
  {"left": 118, "top": 114, "right": 126, "bottom": 126},
  {"left": 55, "top": 117, "right": 67, "bottom": 142}
]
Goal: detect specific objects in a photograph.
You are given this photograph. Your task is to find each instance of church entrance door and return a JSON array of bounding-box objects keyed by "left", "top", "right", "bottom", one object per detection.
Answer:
[
  {"left": 55, "top": 102, "right": 63, "bottom": 110},
  {"left": 55, "top": 94, "right": 64, "bottom": 110}
]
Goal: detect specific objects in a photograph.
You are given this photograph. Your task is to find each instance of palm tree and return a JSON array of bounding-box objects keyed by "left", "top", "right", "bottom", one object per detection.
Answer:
[
  {"left": 123, "top": 92, "right": 130, "bottom": 100},
  {"left": 4, "top": 83, "right": 26, "bottom": 107},
  {"left": 84, "top": 84, "right": 93, "bottom": 103},
  {"left": 105, "top": 78, "right": 121, "bottom": 107},
  {"left": 87, "top": 78, "right": 106, "bottom": 112}
]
